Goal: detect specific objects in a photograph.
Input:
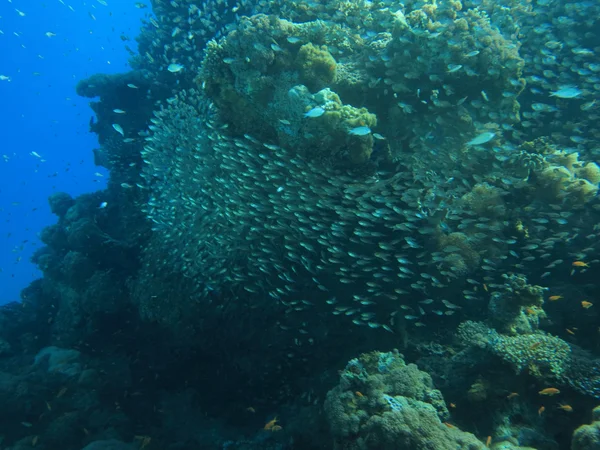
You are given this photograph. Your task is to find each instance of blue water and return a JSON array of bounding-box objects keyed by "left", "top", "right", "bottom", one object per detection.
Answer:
[{"left": 0, "top": 1, "right": 146, "bottom": 304}]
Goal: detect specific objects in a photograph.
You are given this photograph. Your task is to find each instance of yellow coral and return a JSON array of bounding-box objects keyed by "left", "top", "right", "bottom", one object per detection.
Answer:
[
  {"left": 296, "top": 43, "right": 337, "bottom": 91},
  {"left": 537, "top": 165, "right": 571, "bottom": 200},
  {"left": 553, "top": 150, "right": 579, "bottom": 171},
  {"left": 437, "top": 232, "right": 481, "bottom": 275},
  {"left": 565, "top": 179, "right": 599, "bottom": 204},
  {"left": 575, "top": 162, "right": 600, "bottom": 184},
  {"left": 460, "top": 183, "right": 506, "bottom": 217}
]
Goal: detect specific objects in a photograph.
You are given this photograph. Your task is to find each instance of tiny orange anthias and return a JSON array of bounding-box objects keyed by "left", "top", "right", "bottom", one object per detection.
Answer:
[
  {"left": 539, "top": 388, "right": 560, "bottom": 396},
  {"left": 264, "top": 416, "right": 279, "bottom": 431},
  {"left": 557, "top": 404, "right": 573, "bottom": 412}
]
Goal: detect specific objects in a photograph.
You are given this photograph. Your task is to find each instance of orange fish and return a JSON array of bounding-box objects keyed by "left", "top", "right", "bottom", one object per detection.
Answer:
[
  {"left": 530, "top": 342, "right": 542, "bottom": 350},
  {"left": 566, "top": 328, "right": 576, "bottom": 335},
  {"left": 271, "top": 425, "right": 283, "bottom": 432},
  {"left": 548, "top": 295, "right": 563, "bottom": 301},
  {"left": 507, "top": 392, "right": 519, "bottom": 399},
  {"left": 355, "top": 391, "right": 364, "bottom": 397},
  {"left": 449, "top": 402, "right": 456, "bottom": 408},
  {"left": 538, "top": 406, "right": 545, "bottom": 415},
  {"left": 486, "top": 436, "right": 492, "bottom": 447},
  {"left": 582, "top": 301, "right": 593, "bottom": 309},
  {"left": 443, "top": 422, "right": 455, "bottom": 429},
  {"left": 539, "top": 388, "right": 560, "bottom": 396},
  {"left": 557, "top": 404, "right": 573, "bottom": 412},
  {"left": 483, "top": 284, "right": 488, "bottom": 292},
  {"left": 264, "top": 417, "right": 278, "bottom": 431},
  {"left": 572, "top": 261, "right": 589, "bottom": 267}
]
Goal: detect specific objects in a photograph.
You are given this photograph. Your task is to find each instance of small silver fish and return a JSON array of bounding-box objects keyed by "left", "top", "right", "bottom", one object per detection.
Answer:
[
  {"left": 466, "top": 132, "right": 495, "bottom": 146},
  {"left": 304, "top": 107, "right": 325, "bottom": 118},
  {"left": 447, "top": 64, "right": 463, "bottom": 73},
  {"left": 167, "top": 63, "right": 184, "bottom": 73},
  {"left": 550, "top": 86, "right": 582, "bottom": 99},
  {"left": 348, "top": 126, "right": 371, "bottom": 136},
  {"left": 112, "top": 124, "right": 125, "bottom": 136}
]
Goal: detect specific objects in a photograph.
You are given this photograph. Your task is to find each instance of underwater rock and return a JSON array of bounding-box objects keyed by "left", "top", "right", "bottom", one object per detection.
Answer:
[
  {"left": 48, "top": 192, "right": 75, "bottom": 218},
  {"left": 0, "top": 338, "right": 12, "bottom": 356},
  {"left": 61, "top": 251, "right": 97, "bottom": 287},
  {"left": 45, "top": 411, "right": 84, "bottom": 449},
  {"left": 34, "top": 346, "right": 82, "bottom": 377},
  {"left": 39, "top": 223, "right": 69, "bottom": 249}
]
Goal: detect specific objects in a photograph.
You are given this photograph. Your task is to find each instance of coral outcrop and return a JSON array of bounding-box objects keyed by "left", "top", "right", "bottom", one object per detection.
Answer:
[
  {"left": 325, "top": 350, "right": 485, "bottom": 449},
  {"left": 572, "top": 406, "right": 600, "bottom": 450}
]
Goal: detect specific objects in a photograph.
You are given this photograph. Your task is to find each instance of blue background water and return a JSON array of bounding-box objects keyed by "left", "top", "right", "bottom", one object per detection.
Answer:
[{"left": 0, "top": 1, "right": 146, "bottom": 304}]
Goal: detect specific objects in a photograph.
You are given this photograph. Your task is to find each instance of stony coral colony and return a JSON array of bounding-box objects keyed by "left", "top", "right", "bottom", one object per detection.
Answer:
[{"left": 11, "top": 0, "right": 600, "bottom": 449}]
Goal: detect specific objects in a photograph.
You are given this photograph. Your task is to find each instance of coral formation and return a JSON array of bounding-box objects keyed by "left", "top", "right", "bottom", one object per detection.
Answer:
[
  {"left": 488, "top": 274, "right": 545, "bottom": 335},
  {"left": 2, "top": 0, "right": 600, "bottom": 449},
  {"left": 325, "top": 350, "right": 485, "bottom": 449},
  {"left": 296, "top": 43, "right": 337, "bottom": 90},
  {"left": 572, "top": 406, "right": 600, "bottom": 450}
]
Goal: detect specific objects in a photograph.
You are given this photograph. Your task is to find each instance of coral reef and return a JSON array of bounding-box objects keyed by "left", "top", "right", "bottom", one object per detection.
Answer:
[
  {"left": 488, "top": 274, "right": 545, "bottom": 335},
  {"left": 201, "top": 15, "right": 378, "bottom": 166},
  {"left": 325, "top": 350, "right": 485, "bottom": 449},
  {"left": 572, "top": 406, "right": 600, "bottom": 450},
  {"left": 2, "top": 0, "right": 600, "bottom": 449}
]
